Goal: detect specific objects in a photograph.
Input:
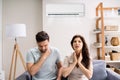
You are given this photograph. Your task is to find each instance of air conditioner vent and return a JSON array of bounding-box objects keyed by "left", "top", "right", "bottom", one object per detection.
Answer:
[{"left": 46, "top": 3, "right": 85, "bottom": 16}]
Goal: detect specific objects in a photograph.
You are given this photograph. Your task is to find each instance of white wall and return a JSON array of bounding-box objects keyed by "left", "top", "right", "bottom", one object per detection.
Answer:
[
  {"left": 43, "top": 0, "right": 120, "bottom": 61},
  {"left": 0, "top": 0, "right": 2, "bottom": 71},
  {"left": 2, "top": 0, "right": 42, "bottom": 79}
]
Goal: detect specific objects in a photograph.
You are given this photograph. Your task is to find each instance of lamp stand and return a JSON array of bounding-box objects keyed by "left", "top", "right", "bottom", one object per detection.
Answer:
[{"left": 9, "top": 38, "right": 27, "bottom": 80}]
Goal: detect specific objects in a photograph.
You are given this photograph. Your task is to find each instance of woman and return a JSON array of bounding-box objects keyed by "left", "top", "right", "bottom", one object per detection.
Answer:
[{"left": 62, "top": 34, "right": 93, "bottom": 80}]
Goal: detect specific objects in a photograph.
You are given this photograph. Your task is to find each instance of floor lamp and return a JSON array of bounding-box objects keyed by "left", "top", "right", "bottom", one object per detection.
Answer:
[{"left": 6, "top": 24, "right": 27, "bottom": 80}]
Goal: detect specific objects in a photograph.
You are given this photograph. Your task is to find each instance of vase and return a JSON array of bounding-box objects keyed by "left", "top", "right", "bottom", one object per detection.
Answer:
[{"left": 111, "top": 37, "right": 119, "bottom": 46}]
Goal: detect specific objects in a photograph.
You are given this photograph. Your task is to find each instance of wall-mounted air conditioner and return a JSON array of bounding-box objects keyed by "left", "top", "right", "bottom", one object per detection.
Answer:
[{"left": 46, "top": 3, "right": 85, "bottom": 16}]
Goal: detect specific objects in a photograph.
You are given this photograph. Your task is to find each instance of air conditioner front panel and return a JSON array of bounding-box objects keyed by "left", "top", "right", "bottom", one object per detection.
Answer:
[{"left": 46, "top": 3, "right": 85, "bottom": 16}]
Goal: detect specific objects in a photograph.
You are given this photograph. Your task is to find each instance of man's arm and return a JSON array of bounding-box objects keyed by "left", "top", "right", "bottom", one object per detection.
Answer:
[
  {"left": 27, "top": 51, "right": 50, "bottom": 76},
  {"left": 56, "top": 62, "right": 62, "bottom": 80}
]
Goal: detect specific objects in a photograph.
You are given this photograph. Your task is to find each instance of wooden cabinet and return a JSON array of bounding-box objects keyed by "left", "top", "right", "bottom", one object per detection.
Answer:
[{"left": 95, "top": 2, "right": 120, "bottom": 61}]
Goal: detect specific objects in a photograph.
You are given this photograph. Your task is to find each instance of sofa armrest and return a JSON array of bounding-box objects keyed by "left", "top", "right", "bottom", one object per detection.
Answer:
[
  {"left": 106, "top": 68, "right": 120, "bottom": 80},
  {"left": 16, "top": 71, "right": 31, "bottom": 80}
]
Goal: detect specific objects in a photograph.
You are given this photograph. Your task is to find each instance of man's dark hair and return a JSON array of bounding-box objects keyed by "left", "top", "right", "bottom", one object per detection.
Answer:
[{"left": 36, "top": 31, "right": 49, "bottom": 42}]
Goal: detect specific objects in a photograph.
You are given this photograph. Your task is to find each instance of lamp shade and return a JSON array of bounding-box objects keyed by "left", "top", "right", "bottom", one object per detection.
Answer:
[{"left": 6, "top": 24, "right": 26, "bottom": 38}]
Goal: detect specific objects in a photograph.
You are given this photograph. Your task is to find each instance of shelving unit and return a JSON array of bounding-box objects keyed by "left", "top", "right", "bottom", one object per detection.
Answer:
[{"left": 95, "top": 2, "right": 120, "bottom": 61}]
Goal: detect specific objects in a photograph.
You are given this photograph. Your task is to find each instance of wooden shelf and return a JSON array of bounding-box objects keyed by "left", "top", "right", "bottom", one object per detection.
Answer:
[
  {"left": 104, "top": 16, "right": 120, "bottom": 19},
  {"left": 106, "top": 61, "right": 120, "bottom": 63},
  {"left": 93, "top": 30, "right": 101, "bottom": 34},
  {"left": 96, "top": 16, "right": 120, "bottom": 19},
  {"left": 93, "top": 45, "right": 102, "bottom": 48},
  {"left": 100, "top": 7, "right": 119, "bottom": 10},
  {"left": 93, "top": 30, "right": 120, "bottom": 35},
  {"left": 104, "top": 31, "right": 120, "bottom": 33},
  {"left": 104, "top": 46, "right": 120, "bottom": 48},
  {"left": 104, "top": 31, "right": 120, "bottom": 36}
]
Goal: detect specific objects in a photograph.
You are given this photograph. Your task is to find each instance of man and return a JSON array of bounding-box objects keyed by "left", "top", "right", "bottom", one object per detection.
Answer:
[{"left": 26, "top": 31, "right": 62, "bottom": 80}]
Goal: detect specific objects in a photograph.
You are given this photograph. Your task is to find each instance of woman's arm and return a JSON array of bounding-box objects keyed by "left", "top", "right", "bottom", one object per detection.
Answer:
[
  {"left": 78, "top": 55, "right": 93, "bottom": 79},
  {"left": 62, "top": 53, "right": 77, "bottom": 77},
  {"left": 62, "top": 62, "right": 77, "bottom": 77}
]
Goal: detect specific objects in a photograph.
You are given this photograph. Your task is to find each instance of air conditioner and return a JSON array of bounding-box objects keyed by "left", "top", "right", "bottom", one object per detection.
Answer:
[{"left": 46, "top": 3, "right": 85, "bottom": 16}]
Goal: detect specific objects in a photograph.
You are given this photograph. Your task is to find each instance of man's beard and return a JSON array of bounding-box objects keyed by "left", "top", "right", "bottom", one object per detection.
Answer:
[{"left": 40, "top": 49, "right": 47, "bottom": 53}]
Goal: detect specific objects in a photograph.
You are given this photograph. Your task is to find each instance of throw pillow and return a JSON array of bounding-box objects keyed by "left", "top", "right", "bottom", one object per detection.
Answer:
[{"left": 90, "top": 60, "right": 107, "bottom": 80}]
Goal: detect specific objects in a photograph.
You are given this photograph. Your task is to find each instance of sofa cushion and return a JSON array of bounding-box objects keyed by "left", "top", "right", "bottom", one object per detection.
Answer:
[
  {"left": 91, "top": 60, "right": 107, "bottom": 80},
  {"left": 16, "top": 71, "right": 31, "bottom": 80}
]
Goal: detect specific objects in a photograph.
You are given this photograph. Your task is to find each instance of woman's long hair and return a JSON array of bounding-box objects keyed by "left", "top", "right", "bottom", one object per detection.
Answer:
[{"left": 71, "top": 35, "right": 90, "bottom": 69}]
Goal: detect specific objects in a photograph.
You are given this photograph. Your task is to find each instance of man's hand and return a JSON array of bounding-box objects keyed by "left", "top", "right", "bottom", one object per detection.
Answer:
[
  {"left": 27, "top": 48, "right": 51, "bottom": 76},
  {"left": 41, "top": 49, "right": 50, "bottom": 60}
]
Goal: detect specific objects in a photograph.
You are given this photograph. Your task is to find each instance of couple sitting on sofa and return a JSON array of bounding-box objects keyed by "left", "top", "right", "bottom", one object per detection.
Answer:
[
  {"left": 26, "top": 31, "right": 93, "bottom": 80},
  {"left": 18, "top": 31, "right": 120, "bottom": 80}
]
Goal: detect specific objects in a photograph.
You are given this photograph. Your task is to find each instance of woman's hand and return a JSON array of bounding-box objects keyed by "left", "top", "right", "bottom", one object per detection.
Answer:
[
  {"left": 78, "top": 53, "right": 82, "bottom": 64},
  {"left": 73, "top": 53, "right": 77, "bottom": 64}
]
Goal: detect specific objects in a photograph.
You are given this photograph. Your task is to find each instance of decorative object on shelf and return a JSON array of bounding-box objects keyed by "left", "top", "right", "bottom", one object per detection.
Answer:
[
  {"left": 111, "top": 8, "right": 116, "bottom": 16},
  {"left": 93, "top": 28, "right": 101, "bottom": 33},
  {"left": 6, "top": 24, "right": 27, "bottom": 80},
  {"left": 109, "top": 52, "right": 120, "bottom": 61},
  {"left": 114, "top": 68, "right": 120, "bottom": 74},
  {"left": 93, "top": 28, "right": 101, "bottom": 31},
  {"left": 112, "top": 50, "right": 118, "bottom": 53},
  {"left": 118, "top": 8, "right": 120, "bottom": 15},
  {"left": 105, "top": 36, "right": 108, "bottom": 46},
  {"left": 104, "top": 25, "right": 118, "bottom": 31},
  {"left": 110, "top": 37, "right": 119, "bottom": 46},
  {"left": 106, "top": 65, "right": 120, "bottom": 74},
  {"left": 110, "top": 50, "right": 118, "bottom": 55},
  {"left": 105, "top": 53, "right": 110, "bottom": 61},
  {"left": 93, "top": 42, "right": 102, "bottom": 48}
]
